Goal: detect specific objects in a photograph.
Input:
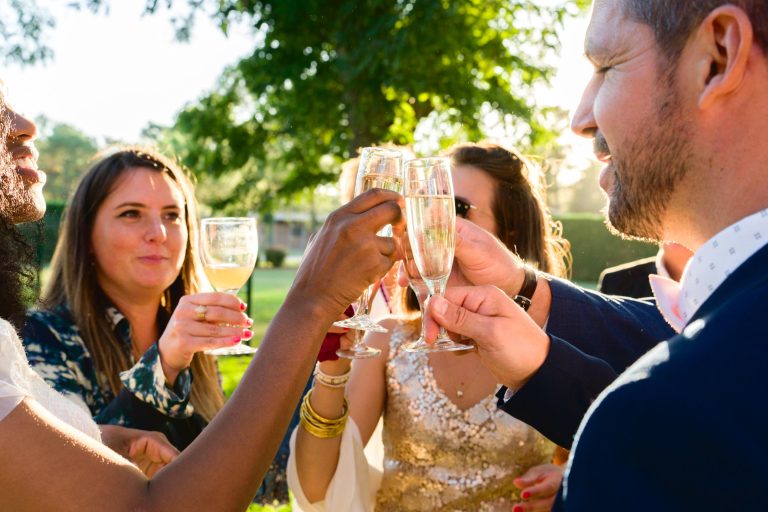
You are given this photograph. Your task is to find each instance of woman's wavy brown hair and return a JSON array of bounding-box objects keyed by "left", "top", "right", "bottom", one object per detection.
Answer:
[
  {"left": 449, "top": 142, "right": 571, "bottom": 277},
  {"left": 401, "top": 142, "right": 571, "bottom": 312},
  {"left": 43, "top": 147, "right": 224, "bottom": 422}
]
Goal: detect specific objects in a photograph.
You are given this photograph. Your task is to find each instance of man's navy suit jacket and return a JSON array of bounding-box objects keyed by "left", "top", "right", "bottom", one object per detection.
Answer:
[
  {"left": 538, "top": 244, "right": 768, "bottom": 510},
  {"left": 497, "top": 278, "right": 675, "bottom": 448}
]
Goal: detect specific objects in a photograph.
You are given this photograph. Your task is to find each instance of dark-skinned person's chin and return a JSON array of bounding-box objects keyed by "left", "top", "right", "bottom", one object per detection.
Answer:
[{"left": 0, "top": 159, "right": 46, "bottom": 224}]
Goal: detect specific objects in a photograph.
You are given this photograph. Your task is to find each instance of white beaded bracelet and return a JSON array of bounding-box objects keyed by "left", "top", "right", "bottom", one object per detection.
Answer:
[{"left": 314, "top": 363, "right": 351, "bottom": 388}]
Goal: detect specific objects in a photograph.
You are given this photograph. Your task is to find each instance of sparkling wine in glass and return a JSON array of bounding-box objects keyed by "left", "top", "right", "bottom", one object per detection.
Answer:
[
  {"left": 200, "top": 217, "right": 259, "bottom": 356},
  {"left": 404, "top": 157, "right": 473, "bottom": 353},
  {"left": 335, "top": 147, "right": 403, "bottom": 359}
]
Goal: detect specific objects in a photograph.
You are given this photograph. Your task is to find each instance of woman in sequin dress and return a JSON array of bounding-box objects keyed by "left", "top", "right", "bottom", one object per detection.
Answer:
[{"left": 289, "top": 142, "right": 572, "bottom": 512}]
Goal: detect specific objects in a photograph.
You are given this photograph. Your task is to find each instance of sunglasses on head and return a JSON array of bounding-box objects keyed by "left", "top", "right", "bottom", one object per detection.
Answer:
[{"left": 455, "top": 197, "right": 477, "bottom": 219}]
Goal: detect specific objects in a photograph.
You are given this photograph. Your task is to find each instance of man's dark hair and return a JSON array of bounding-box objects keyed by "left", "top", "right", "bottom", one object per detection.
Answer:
[
  {"left": 0, "top": 102, "right": 35, "bottom": 329},
  {"left": 623, "top": 0, "right": 768, "bottom": 63}
]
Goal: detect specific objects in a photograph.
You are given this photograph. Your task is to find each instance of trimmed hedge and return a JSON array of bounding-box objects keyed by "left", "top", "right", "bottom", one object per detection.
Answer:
[
  {"left": 264, "top": 247, "right": 287, "bottom": 268},
  {"left": 557, "top": 213, "right": 657, "bottom": 284}
]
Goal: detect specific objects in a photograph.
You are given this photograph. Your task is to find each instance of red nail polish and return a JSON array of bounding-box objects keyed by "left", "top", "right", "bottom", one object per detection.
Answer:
[
  {"left": 246, "top": 318, "right": 254, "bottom": 327},
  {"left": 240, "top": 302, "right": 247, "bottom": 311},
  {"left": 513, "top": 505, "right": 523, "bottom": 512},
  {"left": 232, "top": 336, "right": 241, "bottom": 344},
  {"left": 243, "top": 329, "right": 253, "bottom": 339},
  {"left": 521, "top": 491, "right": 531, "bottom": 500}
]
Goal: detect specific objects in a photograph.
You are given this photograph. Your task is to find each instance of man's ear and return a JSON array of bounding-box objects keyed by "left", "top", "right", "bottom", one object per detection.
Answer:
[{"left": 691, "top": 6, "right": 754, "bottom": 110}]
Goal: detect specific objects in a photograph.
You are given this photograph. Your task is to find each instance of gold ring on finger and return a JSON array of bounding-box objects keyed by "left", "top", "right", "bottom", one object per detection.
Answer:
[{"left": 194, "top": 305, "right": 208, "bottom": 322}]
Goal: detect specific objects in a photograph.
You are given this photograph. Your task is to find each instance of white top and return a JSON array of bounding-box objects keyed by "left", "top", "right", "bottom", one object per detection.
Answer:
[{"left": 0, "top": 318, "right": 101, "bottom": 440}]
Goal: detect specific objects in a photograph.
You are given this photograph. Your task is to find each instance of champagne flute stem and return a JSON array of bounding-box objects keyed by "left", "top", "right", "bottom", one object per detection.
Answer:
[
  {"left": 357, "top": 284, "right": 371, "bottom": 317},
  {"left": 350, "top": 328, "right": 363, "bottom": 350},
  {"left": 430, "top": 278, "right": 451, "bottom": 341}
]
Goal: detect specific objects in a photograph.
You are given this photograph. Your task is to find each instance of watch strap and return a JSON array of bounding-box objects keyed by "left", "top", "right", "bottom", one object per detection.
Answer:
[{"left": 513, "top": 266, "right": 538, "bottom": 311}]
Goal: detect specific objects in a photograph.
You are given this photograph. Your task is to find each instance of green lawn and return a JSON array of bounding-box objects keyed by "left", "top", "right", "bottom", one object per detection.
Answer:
[
  {"left": 220, "top": 268, "right": 298, "bottom": 511},
  {"left": 219, "top": 267, "right": 297, "bottom": 398},
  {"left": 242, "top": 268, "right": 299, "bottom": 344}
]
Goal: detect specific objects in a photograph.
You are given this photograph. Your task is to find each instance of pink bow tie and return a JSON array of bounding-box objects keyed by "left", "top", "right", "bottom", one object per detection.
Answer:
[{"left": 649, "top": 274, "right": 685, "bottom": 333}]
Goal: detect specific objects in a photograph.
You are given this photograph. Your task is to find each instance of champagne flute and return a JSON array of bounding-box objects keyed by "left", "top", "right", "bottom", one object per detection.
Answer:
[
  {"left": 334, "top": 147, "right": 403, "bottom": 359},
  {"left": 399, "top": 234, "right": 431, "bottom": 352},
  {"left": 404, "top": 157, "right": 473, "bottom": 352},
  {"left": 200, "top": 217, "right": 259, "bottom": 356}
]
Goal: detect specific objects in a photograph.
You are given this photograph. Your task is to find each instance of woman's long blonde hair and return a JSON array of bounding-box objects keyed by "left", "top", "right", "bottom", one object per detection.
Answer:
[{"left": 43, "top": 147, "right": 224, "bottom": 422}]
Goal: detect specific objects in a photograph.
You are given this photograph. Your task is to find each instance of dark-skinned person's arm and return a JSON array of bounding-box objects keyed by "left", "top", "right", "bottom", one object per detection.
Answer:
[{"left": 0, "top": 189, "right": 403, "bottom": 512}]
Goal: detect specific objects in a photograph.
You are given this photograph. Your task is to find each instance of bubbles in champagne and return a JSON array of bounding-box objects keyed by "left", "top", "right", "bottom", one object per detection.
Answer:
[{"left": 406, "top": 194, "right": 455, "bottom": 282}]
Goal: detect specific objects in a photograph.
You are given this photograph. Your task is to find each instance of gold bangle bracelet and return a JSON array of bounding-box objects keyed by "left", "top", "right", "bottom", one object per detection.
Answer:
[{"left": 299, "top": 389, "right": 349, "bottom": 439}]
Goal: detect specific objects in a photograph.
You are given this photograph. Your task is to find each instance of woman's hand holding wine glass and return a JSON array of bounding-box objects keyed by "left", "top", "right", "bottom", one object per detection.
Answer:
[
  {"left": 200, "top": 217, "right": 259, "bottom": 355},
  {"left": 158, "top": 292, "right": 252, "bottom": 381}
]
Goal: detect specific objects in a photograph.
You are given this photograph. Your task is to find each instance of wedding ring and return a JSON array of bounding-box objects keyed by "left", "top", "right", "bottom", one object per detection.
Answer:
[{"left": 194, "top": 305, "right": 208, "bottom": 322}]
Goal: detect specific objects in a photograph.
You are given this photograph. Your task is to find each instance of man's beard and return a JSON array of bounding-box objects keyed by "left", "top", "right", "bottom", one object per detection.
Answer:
[
  {"left": 0, "top": 160, "right": 38, "bottom": 224},
  {"left": 0, "top": 106, "right": 30, "bottom": 224},
  {"left": 602, "top": 81, "right": 692, "bottom": 242}
]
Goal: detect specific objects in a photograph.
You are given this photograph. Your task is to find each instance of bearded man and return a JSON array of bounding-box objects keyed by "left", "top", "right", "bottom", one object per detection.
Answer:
[{"left": 425, "top": 0, "right": 768, "bottom": 509}]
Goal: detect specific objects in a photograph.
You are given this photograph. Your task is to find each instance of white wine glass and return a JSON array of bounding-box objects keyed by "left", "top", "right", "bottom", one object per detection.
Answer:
[
  {"left": 334, "top": 147, "right": 403, "bottom": 359},
  {"left": 200, "top": 217, "right": 259, "bottom": 356},
  {"left": 404, "top": 157, "right": 473, "bottom": 353}
]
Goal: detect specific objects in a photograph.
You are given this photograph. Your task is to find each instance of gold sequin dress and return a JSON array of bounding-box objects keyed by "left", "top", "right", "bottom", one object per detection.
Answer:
[{"left": 375, "top": 320, "right": 555, "bottom": 511}]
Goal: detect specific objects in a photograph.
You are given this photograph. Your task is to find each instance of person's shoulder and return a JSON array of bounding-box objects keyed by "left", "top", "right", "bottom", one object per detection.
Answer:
[
  {"left": 25, "top": 305, "right": 74, "bottom": 327},
  {"left": 591, "top": 283, "right": 768, "bottom": 412},
  {"left": 599, "top": 256, "right": 657, "bottom": 276},
  {"left": 367, "top": 315, "right": 417, "bottom": 358},
  {"left": 597, "top": 257, "right": 657, "bottom": 297},
  {"left": 22, "top": 306, "right": 83, "bottom": 350}
]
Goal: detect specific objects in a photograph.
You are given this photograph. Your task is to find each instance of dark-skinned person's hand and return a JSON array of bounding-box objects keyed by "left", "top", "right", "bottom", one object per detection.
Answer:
[{"left": 289, "top": 189, "right": 405, "bottom": 323}]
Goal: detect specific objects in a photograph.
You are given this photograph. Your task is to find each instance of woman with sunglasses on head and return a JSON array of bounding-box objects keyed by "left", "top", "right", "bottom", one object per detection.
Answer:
[
  {"left": 0, "top": 90, "right": 404, "bottom": 510},
  {"left": 290, "top": 142, "right": 572, "bottom": 512}
]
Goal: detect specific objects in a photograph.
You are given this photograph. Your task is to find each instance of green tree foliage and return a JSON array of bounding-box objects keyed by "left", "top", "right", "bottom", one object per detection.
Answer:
[
  {"left": 149, "top": 0, "right": 588, "bottom": 212},
  {"left": 4, "top": 0, "right": 589, "bottom": 213},
  {"left": 35, "top": 117, "right": 100, "bottom": 202}
]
